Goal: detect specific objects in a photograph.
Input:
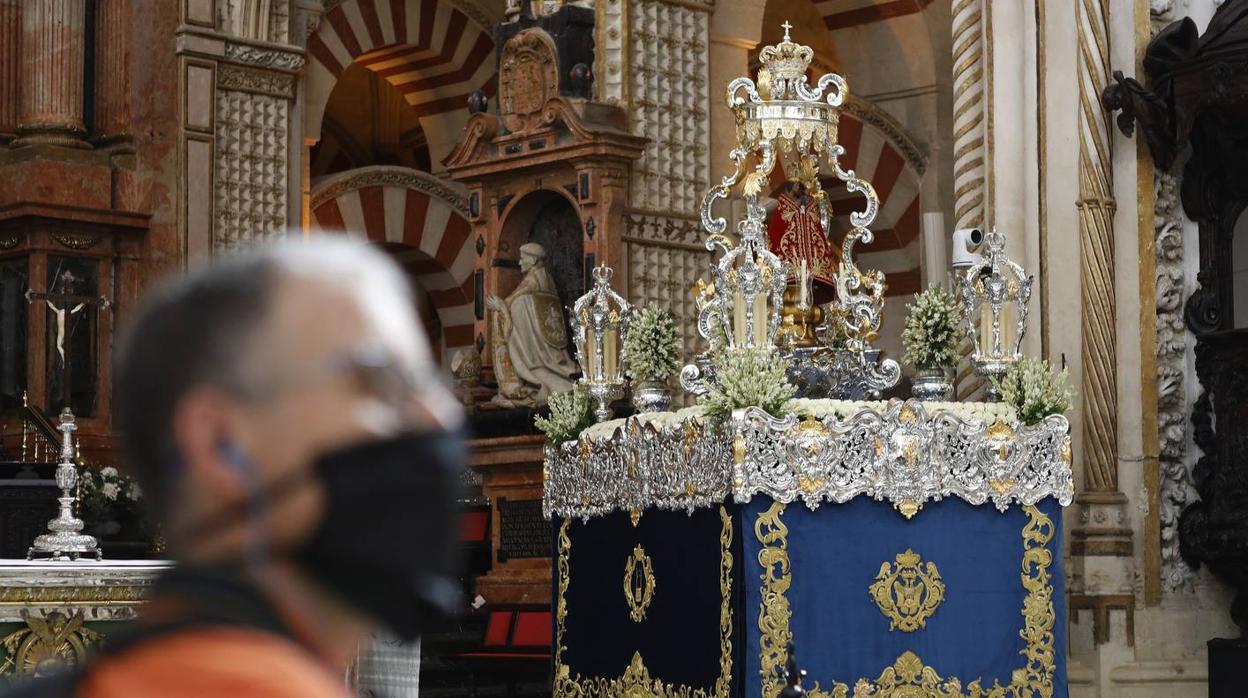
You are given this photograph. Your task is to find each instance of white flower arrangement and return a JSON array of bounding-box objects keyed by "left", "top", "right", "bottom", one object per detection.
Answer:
[
  {"left": 77, "top": 464, "right": 143, "bottom": 521},
  {"left": 699, "top": 349, "right": 796, "bottom": 423},
  {"left": 534, "top": 388, "right": 594, "bottom": 444},
  {"left": 992, "top": 356, "right": 1074, "bottom": 426},
  {"left": 902, "top": 284, "right": 961, "bottom": 370},
  {"left": 623, "top": 304, "right": 682, "bottom": 384},
  {"left": 579, "top": 405, "right": 707, "bottom": 442}
]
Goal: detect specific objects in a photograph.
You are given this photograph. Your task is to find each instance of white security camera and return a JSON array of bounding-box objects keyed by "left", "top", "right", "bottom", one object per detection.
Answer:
[{"left": 951, "top": 227, "right": 984, "bottom": 270}]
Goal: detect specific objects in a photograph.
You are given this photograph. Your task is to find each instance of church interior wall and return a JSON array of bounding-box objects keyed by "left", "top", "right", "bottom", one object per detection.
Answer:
[{"left": 2, "top": 0, "right": 1244, "bottom": 694}]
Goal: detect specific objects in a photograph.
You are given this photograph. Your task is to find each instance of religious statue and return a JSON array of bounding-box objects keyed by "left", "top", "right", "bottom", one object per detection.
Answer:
[
  {"left": 488, "top": 243, "right": 579, "bottom": 406},
  {"left": 766, "top": 182, "right": 840, "bottom": 305},
  {"left": 763, "top": 182, "right": 841, "bottom": 347}
]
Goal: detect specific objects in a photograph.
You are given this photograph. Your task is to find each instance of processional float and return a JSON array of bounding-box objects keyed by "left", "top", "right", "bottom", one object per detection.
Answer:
[{"left": 545, "top": 25, "right": 1072, "bottom": 698}]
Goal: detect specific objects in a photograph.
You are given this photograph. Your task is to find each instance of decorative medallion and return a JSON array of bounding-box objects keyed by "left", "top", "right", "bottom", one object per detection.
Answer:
[
  {"left": 0, "top": 611, "right": 102, "bottom": 677},
  {"left": 624, "top": 544, "right": 656, "bottom": 623},
  {"left": 0, "top": 234, "right": 20, "bottom": 250},
  {"left": 868, "top": 548, "right": 946, "bottom": 632},
  {"left": 499, "top": 29, "right": 559, "bottom": 133}
]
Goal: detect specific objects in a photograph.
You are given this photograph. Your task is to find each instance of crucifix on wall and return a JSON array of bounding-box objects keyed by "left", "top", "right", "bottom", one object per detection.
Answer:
[{"left": 26, "top": 270, "right": 110, "bottom": 414}]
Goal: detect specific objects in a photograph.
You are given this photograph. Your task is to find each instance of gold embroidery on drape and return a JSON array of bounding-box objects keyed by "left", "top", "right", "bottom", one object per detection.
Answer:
[
  {"left": 624, "top": 545, "right": 657, "bottom": 622},
  {"left": 757, "top": 504, "right": 1057, "bottom": 698},
  {"left": 554, "top": 506, "right": 734, "bottom": 697},
  {"left": 868, "top": 549, "right": 946, "bottom": 632}
]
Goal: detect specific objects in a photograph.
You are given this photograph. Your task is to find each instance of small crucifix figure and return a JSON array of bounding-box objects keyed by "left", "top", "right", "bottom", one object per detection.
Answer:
[{"left": 26, "top": 270, "right": 110, "bottom": 410}]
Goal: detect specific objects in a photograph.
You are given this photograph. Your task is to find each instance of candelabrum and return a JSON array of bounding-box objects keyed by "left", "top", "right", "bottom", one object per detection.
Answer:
[
  {"left": 28, "top": 408, "right": 101, "bottom": 561},
  {"left": 683, "top": 22, "right": 899, "bottom": 397},
  {"left": 957, "top": 228, "right": 1033, "bottom": 399},
  {"left": 572, "top": 265, "right": 632, "bottom": 421}
]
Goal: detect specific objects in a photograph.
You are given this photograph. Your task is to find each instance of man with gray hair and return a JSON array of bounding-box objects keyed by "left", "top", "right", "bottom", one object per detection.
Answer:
[{"left": 16, "top": 238, "right": 465, "bottom": 697}]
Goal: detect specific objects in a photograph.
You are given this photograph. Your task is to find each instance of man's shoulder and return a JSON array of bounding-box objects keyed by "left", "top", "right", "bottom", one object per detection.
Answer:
[{"left": 77, "top": 627, "right": 354, "bottom": 698}]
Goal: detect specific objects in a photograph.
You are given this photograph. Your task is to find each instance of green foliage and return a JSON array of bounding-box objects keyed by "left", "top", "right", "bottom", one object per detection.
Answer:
[
  {"left": 699, "top": 349, "right": 796, "bottom": 423},
  {"left": 902, "top": 284, "right": 961, "bottom": 370},
  {"left": 624, "top": 304, "right": 682, "bottom": 383},
  {"left": 534, "top": 388, "right": 594, "bottom": 444},
  {"left": 992, "top": 356, "right": 1074, "bottom": 426}
]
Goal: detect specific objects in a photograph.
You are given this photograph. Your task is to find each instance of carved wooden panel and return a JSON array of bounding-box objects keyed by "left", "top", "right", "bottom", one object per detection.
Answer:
[{"left": 500, "top": 29, "right": 560, "bottom": 133}]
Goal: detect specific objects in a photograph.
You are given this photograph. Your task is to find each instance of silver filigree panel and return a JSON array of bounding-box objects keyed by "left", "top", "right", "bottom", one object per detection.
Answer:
[{"left": 543, "top": 400, "right": 1073, "bottom": 520}]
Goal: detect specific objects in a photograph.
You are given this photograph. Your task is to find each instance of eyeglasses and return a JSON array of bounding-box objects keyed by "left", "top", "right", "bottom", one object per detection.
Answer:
[{"left": 248, "top": 344, "right": 433, "bottom": 410}]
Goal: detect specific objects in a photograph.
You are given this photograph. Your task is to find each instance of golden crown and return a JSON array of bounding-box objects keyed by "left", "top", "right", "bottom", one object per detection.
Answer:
[{"left": 758, "top": 22, "right": 814, "bottom": 88}]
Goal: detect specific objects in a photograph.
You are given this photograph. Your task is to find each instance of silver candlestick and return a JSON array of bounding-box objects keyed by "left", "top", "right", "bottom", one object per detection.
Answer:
[{"left": 28, "top": 408, "right": 102, "bottom": 561}]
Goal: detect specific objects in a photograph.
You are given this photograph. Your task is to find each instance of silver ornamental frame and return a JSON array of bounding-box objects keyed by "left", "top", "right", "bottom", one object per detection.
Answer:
[
  {"left": 542, "top": 400, "right": 1073, "bottom": 521},
  {"left": 681, "top": 23, "right": 899, "bottom": 396},
  {"left": 957, "top": 229, "right": 1033, "bottom": 396},
  {"left": 28, "top": 408, "right": 102, "bottom": 561},
  {"left": 572, "top": 265, "right": 632, "bottom": 422}
]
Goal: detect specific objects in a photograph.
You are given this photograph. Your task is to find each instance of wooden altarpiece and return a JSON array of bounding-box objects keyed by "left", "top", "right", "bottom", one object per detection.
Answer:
[{"left": 442, "top": 8, "right": 645, "bottom": 605}]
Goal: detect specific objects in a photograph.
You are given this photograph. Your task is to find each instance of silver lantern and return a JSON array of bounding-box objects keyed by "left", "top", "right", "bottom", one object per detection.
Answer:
[
  {"left": 572, "top": 265, "right": 632, "bottom": 422},
  {"left": 957, "top": 229, "right": 1033, "bottom": 399}
]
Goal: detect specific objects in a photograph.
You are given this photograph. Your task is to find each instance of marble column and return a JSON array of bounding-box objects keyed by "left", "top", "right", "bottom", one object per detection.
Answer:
[
  {"left": 15, "top": 0, "right": 89, "bottom": 148},
  {"left": 0, "top": 0, "right": 19, "bottom": 140},
  {"left": 94, "top": 0, "right": 131, "bottom": 144}
]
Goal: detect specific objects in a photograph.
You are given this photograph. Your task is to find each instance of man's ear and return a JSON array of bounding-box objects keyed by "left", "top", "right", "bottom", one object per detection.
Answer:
[{"left": 170, "top": 386, "right": 246, "bottom": 500}]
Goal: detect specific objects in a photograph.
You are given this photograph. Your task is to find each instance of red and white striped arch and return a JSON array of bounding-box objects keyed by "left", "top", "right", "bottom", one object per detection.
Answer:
[
  {"left": 769, "top": 110, "right": 923, "bottom": 299},
  {"left": 310, "top": 167, "right": 476, "bottom": 351},
  {"left": 305, "top": 0, "right": 497, "bottom": 140}
]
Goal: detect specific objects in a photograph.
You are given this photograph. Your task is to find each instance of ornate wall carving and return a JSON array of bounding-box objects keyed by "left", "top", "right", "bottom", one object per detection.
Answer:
[
  {"left": 500, "top": 29, "right": 560, "bottom": 133},
  {"left": 310, "top": 167, "right": 468, "bottom": 216},
  {"left": 1154, "top": 168, "right": 1196, "bottom": 591},
  {"left": 214, "top": 83, "right": 290, "bottom": 250},
  {"left": 217, "top": 64, "right": 296, "bottom": 98},
  {"left": 223, "top": 42, "right": 306, "bottom": 71}
]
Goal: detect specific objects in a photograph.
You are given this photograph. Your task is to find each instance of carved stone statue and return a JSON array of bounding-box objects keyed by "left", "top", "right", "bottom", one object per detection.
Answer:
[{"left": 488, "top": 243, "right": 578, "bottom": 405}]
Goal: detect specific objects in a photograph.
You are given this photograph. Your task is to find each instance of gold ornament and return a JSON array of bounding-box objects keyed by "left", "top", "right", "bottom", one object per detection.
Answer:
[
  {"left": 0, "top": 611, "right": 102, "bottom": 678},
  {"left": 868, "top": 549, "right": 946, "bottom": 632},
  {"left": 624, "top": 545, "right": 657, "bottom": 623}
]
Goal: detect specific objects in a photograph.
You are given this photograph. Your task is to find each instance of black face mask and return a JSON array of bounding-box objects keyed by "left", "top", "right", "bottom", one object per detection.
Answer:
[
  {"left": 207, "top": 430, "right": 467, "bottom": 641},
  {"left": 297, "top": 431, "right": 466, "bottom": 640}
]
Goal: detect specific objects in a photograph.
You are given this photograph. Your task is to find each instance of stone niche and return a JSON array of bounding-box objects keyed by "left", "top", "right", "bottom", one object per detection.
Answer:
[{"left": 444, "top": 4, "right": 645, "bottom": 605}]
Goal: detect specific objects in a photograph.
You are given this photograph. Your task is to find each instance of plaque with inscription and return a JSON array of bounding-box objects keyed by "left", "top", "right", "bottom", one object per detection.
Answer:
[{"left": 497, "top": 498, "right": 551, "bottom": 562}]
